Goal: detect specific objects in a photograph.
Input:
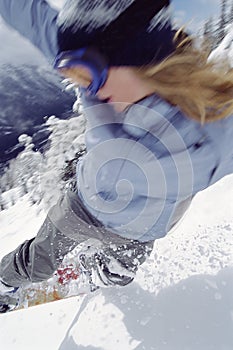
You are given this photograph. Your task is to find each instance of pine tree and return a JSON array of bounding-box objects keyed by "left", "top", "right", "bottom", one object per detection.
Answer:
[
  {"left": 203, "top": 17, "right": 215, "bottom": 50},
  {"left": 217, "top": 0, "right": 228, "bottom": 43},
  {"left": 228, "top": 0, "right": 233, "bottom": 24}
]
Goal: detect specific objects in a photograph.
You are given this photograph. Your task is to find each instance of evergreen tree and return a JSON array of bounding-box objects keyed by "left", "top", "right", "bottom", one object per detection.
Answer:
[
  {"left": 217, "top": 0, "right": 228, "bottom": 43},
  {"left": 228, "top": 0, "right": 233, "bottom": 24},
  {"left": 203, "top": 17, "right": 215, "bottom": 50}
]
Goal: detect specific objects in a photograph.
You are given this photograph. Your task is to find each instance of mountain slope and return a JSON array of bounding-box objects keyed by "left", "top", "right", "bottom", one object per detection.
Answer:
[{"left": 0, "top": 64, "right": 75, "bottom": 163}]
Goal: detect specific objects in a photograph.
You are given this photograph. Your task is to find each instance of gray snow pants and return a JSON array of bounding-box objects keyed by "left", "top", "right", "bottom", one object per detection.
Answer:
[{"left": 0, "top": 187, "right": 153, "bottom": 288}]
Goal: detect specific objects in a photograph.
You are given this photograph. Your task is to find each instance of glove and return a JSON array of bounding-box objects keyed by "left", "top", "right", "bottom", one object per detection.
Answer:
[
  {"left": 0, "top": 280, "right": 19, "bottom": 313},
  {"left": 78, "top": 250, "right": 135, "bottom": 289}
]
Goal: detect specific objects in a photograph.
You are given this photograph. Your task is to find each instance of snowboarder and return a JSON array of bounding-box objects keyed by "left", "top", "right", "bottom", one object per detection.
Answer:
[{"left": 0, "top": 0, "right": 233, "bottom": 312}]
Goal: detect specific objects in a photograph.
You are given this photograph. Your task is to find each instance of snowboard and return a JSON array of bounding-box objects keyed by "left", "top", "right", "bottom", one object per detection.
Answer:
[{"left": 5, "top": 263, "right": 96, "bottom": 313}]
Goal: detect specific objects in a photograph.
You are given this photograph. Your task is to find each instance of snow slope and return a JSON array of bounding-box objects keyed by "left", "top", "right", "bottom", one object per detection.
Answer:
[{"left": 0, "top": 178, "right": 233, "bottom": 350}]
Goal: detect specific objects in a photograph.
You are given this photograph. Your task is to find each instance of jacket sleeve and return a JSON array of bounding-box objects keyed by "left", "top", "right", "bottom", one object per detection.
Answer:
[{"left": 0, "top": 0, "right": 59, "bottom": 62}]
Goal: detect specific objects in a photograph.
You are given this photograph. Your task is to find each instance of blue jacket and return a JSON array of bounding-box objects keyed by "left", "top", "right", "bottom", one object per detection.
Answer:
[{"left": 1, "top": 0, "right": 233, "bottom": 242}]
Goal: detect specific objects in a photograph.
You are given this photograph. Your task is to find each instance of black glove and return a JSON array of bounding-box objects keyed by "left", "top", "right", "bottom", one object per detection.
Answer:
[{"left": 0, "top": 280, "right": 19, "bottom": 313}]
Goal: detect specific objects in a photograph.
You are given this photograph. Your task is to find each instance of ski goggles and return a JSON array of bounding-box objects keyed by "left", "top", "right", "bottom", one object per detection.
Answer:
[{"left": 53, "top": 47, "right": 108, "bottom": 96}]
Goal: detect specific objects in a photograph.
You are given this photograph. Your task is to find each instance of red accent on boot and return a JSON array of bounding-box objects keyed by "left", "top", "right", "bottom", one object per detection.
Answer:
[{"left": 56, "top": 264, "right": 81, "bottom": 285}]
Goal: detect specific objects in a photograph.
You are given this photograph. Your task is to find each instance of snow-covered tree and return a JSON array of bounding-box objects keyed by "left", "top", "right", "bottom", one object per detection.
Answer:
[
  {"left": 228, "top": 0, "right": 233, "bottom": 24},
  {"left": 217, "top": 0, "right": 228, "bottom": 43},
  {"left": 202, "top": 0, "right": 233, "bottom": 49},
  {"left": 203, "top": 17, "right": 215, "bottom": 50}
]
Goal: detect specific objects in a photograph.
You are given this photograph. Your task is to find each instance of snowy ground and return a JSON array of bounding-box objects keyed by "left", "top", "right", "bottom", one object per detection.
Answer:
[
  {"left": 0, "top": 177, "right": 233, "bottom": 350},
  {"left": 0, "top": 113, "right": 233, "bottom": 349}
]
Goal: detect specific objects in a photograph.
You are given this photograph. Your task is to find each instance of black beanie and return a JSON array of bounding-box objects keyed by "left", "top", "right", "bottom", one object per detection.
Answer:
[{"left": 57, "top": 0, "right": 175, "bottom": 66}]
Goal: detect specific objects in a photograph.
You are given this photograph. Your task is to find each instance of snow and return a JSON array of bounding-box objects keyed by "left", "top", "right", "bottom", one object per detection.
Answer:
[{"left": 0, "top": 26, "right": 233, "bottom": 350}]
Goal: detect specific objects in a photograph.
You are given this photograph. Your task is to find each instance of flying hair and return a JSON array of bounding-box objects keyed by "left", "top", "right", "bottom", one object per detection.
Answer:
[{"left": 135, "top": 28, "right": 233, "bottom": 123}]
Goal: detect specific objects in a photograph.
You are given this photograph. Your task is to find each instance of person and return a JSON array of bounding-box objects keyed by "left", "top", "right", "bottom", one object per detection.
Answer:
[{"left": 0, "top": 0, "right": 233, "bottom": 313}]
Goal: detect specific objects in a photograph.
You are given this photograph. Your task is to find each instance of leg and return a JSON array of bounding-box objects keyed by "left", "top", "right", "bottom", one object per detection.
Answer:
[{"left": 0, "top": 216, "right": 77, "bottom": 287}]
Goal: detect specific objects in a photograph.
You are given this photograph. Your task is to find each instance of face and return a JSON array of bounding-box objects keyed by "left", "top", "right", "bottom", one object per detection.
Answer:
[
  {"left": 61, "top": 66, "right": 154, "bottom": 112},
  {"left": 96, "top": 67, "right": 154, "bottom": 112}
]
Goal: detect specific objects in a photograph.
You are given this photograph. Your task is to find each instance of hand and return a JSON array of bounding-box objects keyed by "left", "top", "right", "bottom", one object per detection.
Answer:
[{"left": 0, "top": 280, "right": 19, "bottom": 313}]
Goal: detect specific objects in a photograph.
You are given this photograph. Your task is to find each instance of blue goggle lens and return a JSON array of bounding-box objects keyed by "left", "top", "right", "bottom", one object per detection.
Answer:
[{"left": 54, "top": 48, "right": 108, "bottom": 96}]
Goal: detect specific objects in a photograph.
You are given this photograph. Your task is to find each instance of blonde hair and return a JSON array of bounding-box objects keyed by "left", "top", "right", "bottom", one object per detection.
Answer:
[{"left": 135, "top": 30, "right": 233, "bottom": 123}]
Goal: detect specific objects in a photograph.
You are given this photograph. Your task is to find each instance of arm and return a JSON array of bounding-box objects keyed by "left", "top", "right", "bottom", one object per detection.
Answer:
[{"left": 0, "top": 0, "right": 59, "bottom": 62}]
